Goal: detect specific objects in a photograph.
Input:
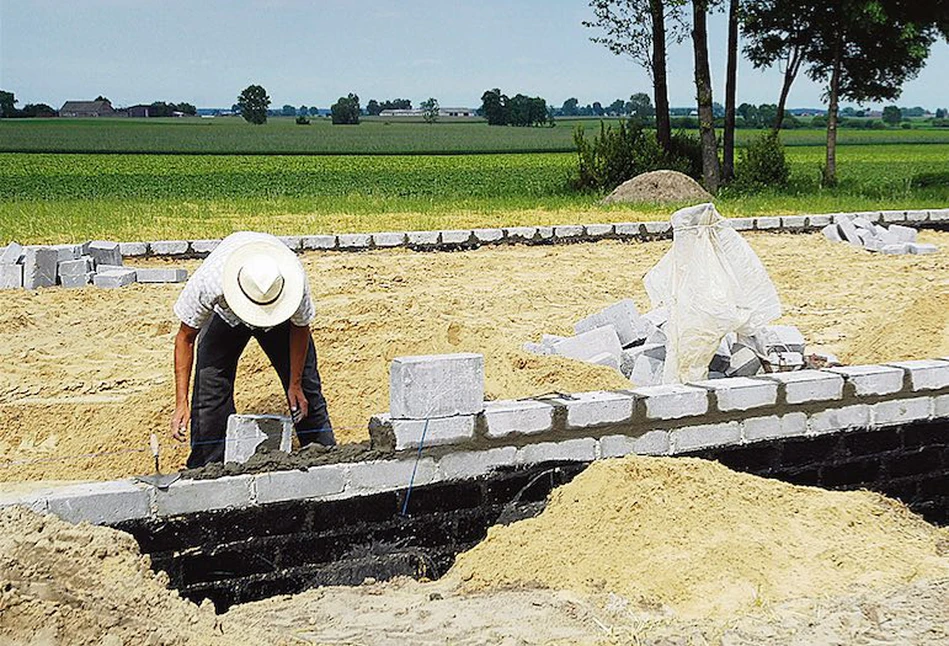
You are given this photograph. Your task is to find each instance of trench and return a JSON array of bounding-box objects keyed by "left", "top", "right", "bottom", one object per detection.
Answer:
[{"left": 114, "top": 419, "right": 947, "bottom": 613}]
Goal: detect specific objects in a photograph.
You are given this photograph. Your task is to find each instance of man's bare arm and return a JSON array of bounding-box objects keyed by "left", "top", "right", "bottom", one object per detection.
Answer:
[
  {"left": 172, "top": 323, "right": 199, "bottom": 441},
  {"left": 287, "top": 323, "right": 310, "bottom": 423}
]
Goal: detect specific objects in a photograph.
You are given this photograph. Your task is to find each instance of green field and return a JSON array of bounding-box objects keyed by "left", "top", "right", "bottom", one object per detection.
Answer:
[{"left": 4, "top": 116, "right": 949, "bottom": 155}]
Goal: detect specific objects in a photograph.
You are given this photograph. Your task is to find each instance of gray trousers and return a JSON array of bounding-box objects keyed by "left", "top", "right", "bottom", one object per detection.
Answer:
[{"left": 188, "top": 314, "right": 334, "bottom": 468}]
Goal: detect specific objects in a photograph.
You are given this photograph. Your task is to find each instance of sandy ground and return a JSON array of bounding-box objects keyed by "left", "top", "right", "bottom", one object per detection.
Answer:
[{"left": 0, "top": 231, "right": 946, "bottom": 483}]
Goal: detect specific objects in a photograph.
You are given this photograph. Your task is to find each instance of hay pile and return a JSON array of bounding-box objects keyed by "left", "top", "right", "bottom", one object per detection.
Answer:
[
  {"left": 602, "top": 170, "right": 713, "bottom": 204},
  {"left": 450, "top": 456, "right": 949, "bottom": 620}
]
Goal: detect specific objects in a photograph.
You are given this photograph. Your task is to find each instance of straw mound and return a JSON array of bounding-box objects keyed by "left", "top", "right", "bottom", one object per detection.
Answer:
[
  {"left": 449, "top": 455, "right": 949, "bottom": 620},
  {"left": 602, "top": 170, "right": 713, "bottom": 204}
]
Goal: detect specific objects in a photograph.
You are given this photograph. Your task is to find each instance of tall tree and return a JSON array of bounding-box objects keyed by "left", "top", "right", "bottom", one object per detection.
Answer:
[
  {"left": 0, "top": 90, "right": 17, "bottom": 118},
  {"left": 420, "top": 97, "right": 439, "bottom": 124},
  {"left": 481, "top": 88, "right": 509, "bottom": 125},
  {"left": 721, "top": 0, "right": 739, "bottom": 182},
  {"left": 237, "top": 84, "right": 270, "bottom": 125},
  {"left": 691, "top": 0, "right": 721, "bottom": 192},
  {"left": 330, "top": 93, "right": 361, "bottom": 125},
  {"left": 561, "top": 97, "right": 580, "bottom": 117}
]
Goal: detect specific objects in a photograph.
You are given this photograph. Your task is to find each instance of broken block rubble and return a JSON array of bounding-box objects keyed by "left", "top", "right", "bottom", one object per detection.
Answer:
[{"left": 823, "top": 217, "right": 938, "bottom": 255}]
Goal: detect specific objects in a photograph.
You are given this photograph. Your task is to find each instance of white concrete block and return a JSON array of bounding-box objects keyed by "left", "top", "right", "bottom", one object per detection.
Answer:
[
  {"left": 726, "top": 217, "right": 755, "bottom": 231},
  {"left": 599, "top": 431, "right": 670, "bottom": 458},
  {"left": 536, "top": 226, "right": 555, "bottom": 240},
  {"left": 574, "top": 299, "right": 650, "bottom": 347},
  {"left": 407, "top": 230, "right": 440, "bottom": 246},
  {"left": 49, "top": 244, "right": 82, "bottom": 262},
  {"left": 440, "top": 230, "right": 472, "bottom": 245},
  {"left": 690, "top": 376, "right": 778, "bottom": 411},
  {"left": 191, "top": 239, "right": 221, "bottom": 255},
  {"left": 614, "top": 222, "right": 643, "bottom": 237},
  {"left": 822, "top": 224, "right": 842, "bottom": 242},
  {"left": 0, "top": 241, "right": 23, "bottom": 264},
  {"left": 873, "top": 397, "right": 932, "bottom": 426},
  {"left": 225, "top": 414, "right": 293, "bottom": 464},
  {"left": 761, "top": 370, "right": 843, "bottom": 404},
  {"left": 472, "top": 228, "right": 504, "bottom": 243},
  {"left": 743, "top": 412, "right": 807, "bottom": 442},
  {"left": 673, "top": 421, "right": 741, "bottom": 452},
  {"left": 60, "top": 272, "right": 92, "bottom": 288},
  {"left": 390, "top": 415, "right": 475, "bottom": 450},
  {"left": 881, "top": 210, "right": 907, "bottom": 223},
  {"left": 905, "top": 210, "right": 929, "bottom": 222},
  {"left": 644, "top": 221, "right": 672, "bottom": 235},
  {"left": 371, "top": 232, "right": 407, "bottom": 247},
  {"left": 302, "top": 235, "right": 337, "bottom": 250},
  {"left": 633, "top": 383, "right": 709, "bottom": 420},
  {"left": 254, "top": 465, "right": 347, "bottom": 504},
  {"left": 505, "top": 226, "right": 538, "bottom": 242},
  {"left": 86, "top": 240, "right": 122, "bottom": 265},
  {"left": 278, "top": 236, "right": 302, "bottom": 251},
  {"left": 561, "top": 390, "right": 635, "bottom": 428},
  {"left": 935, "top": 394, "right": 949, "bottom": 418},
  {"left": 58, "top": 257, "right": 93, "bottom": 277},
  {"left": 46, "top": 480, "right": 150, "bottom": 525},
  {"left": 629, "top": 353, "right": 664, "bottom": 387},
  {"left": 516, "top": 438, "right": 597, "bottom": 465},
  {"left": 825, "top": 365, "right": 904, "bottom": 396},
  {"left": 150, "top": 240, "right": 190, "bottom": 255},
  {"left": 836, "top": 217, "right": 863, "bottom": 247},
  {"left": 881, "top": 243, "right": 910, "bottom": 255},
  {"left": 552, "top": 326, "right": 623, "bottom": 364},
  {"left": 885, "top": 359, "right": 949, "bottom": 391},
  {"left": 92, "top": 269, "right": 137, "bottom": 288},
  {"left": 929, "top": 208, "right": 949, "bottom": 222},
  {"left": 755, "top": 216, "right": 780, "bottom": 230},
  {"left": 0, "top": 490, "right": 49, "bottom": 514},
  {"left": 438, "top": 447, "right": 517, "bottom": 480},
  {"left": 554, "top": 224, "right": 584, "bottom": 240},
  {"left": 22, "top": 247, "right": 57, "bottom": 289},
  {"left": 484, "top": 399, "right": 554, "bottom": 437},
  {"left": 119, "top": 242, "right": 149, "bottom": 257},
  {"left": 888, "top": 224, "right": 917, "bottom": 243},
  {"left": 338, "top": 233, "right": 371, "bottom": 249},
  {"left": 807, "top": 214, "right": 832, "bottom": 228},
  {"left": 134, "top": 267, "right": 188, "bottom": 283},
  {"left": 907, "top": 243, "right": 939, "bottom": 255},
  {"left": 346, "top": 458, "right": 437, "bottom": 493},
  {"left": 781, "top": 216, "right": 808, "bottom": 231},
  {"left": 155, "top": 475, "right": 254, "bottom": 516},
  {"left": 585, "top": 224, "right": 613, "bottom": 237},
  {"left": 390, "top": 353, "right": 484, "bottom": 418},
  {"left": 809, "top": 404, "right": 871, "bottom": 434},
  {"left": 0, "top": 263, "right": 23, "bottom": 289}
]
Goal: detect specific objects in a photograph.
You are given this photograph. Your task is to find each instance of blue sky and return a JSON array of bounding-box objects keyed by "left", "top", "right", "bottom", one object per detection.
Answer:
[{"left": 2, "top": 0, "right": 947, "bottom": 111}]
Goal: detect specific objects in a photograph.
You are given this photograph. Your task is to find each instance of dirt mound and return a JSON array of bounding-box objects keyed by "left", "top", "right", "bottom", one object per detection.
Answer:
[
  {"left": 449, "top": 455, "right": 949, "bottom": 620},
  {"left": 602, "top": 170, "right": 713, "bottom": 204},
  {"left": 0, "top": 506, "right": 261, "bottom": 645}
]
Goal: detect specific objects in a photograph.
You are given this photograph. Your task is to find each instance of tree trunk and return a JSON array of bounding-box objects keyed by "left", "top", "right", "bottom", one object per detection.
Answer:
[
  {"left": 691, "top": 0, "right": 721, "bottom": 193},
  {"left": 722, "top": 0, "right": 739, "bottom": 182},
  {"left": 823, "top": 38, "right": 841, "bottom": 187},
  {"left": 650, "top": 0, "right": 672, "bottom": 153},
  {"left": 773, "top": 45, "right": 802, "bottom": 132}
]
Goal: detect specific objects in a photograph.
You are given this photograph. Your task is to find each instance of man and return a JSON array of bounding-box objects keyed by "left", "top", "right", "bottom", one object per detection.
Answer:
[{"left": 171, "top": 231, "right": 334, "bottom": 467}]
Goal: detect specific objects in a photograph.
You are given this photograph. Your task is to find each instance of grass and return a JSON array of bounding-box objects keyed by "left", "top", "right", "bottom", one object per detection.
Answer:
[{"left": 3, "top": 116, "right": 949, "bottom": 155}]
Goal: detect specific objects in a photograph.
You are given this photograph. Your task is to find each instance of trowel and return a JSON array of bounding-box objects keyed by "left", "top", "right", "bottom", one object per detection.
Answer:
[{"left": 134, "top": 433, "right": 181, "bottom": 490}]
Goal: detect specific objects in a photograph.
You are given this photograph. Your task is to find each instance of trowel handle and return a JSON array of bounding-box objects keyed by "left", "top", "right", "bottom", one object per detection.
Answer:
[{"left": 150, "top": 433, "right": 160, "bottom": 458}]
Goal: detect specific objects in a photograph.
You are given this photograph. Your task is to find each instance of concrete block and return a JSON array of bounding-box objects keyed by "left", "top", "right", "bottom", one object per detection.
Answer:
[
  {"left": 553, "top": 225, "right": 584, "bottom": 241},
  {"left": 743, "top": 412, "right": 807, "bottom": 442},
  {"left": 809, "top": 404, "right": 871, "bottom": 434},
  {"left": 726, "top": 217, "right": 755, "bottom": 231},
  {"left": 92, "top": 269, "right": 137, "bottom": 288},
  {"left": 881, "top": 210, "right": 907, "bottom": 224},
  {"left": 50, "top": 244, "right": 82, "bottom": 262},
  {"left": 588, "top": 352, "right": 620, "bottom": 371},
  {"left": 929, "top": 208, "right": 949, "bottom": 222},
  {"left": 407, "top": 230, "right": 440, "bottom": 247},
  {"left": 484, "top": 399, "right": 554, "bottom": 437},
  {"left": 278, "top": 236, "right": 302, "bottom": 251},
  {"left": 574, "top": 299, "right": 650, "bottom": 347},
  {"left": 536, "top": 226, "right": 554, "bottom": 240},
  {"left": 46, "top": 480, "right": 150, "bottom": 525},
  {"left": 761, "top": 370, "right": 843, "bottom": 404},
  {"left": 22, "top": 247, "right": 57, "bottom": 289},
  {"left": 472, "top": 228, "right": 504, "bottom": 243},
  {"left": 437, "top": 447, "right": 517, "bottom": 481},
  {"left": 155, "top": 475, "right": 254, "bottom": 516},
  {"left": 516, "top": 438, "right": 597, "bottom": 465},
  {"left": 60, "top": 272, "right": 92, "bottom": 289},
  {"left": 599, "top": 431, "right": 670, "bottom": 458},
  {"left": 628, "top": 353, "right": 664, "bottom": 387},
  {"left": 150, "top": 240, "right": 190, "bottom": 256},
  {"left": 338, "top": 233, "right": 372, "bottom": 250},
  {"left": 621, "top": 343, "right": 665, "bottom": 376},
  {"left": 863, "top": 239, "right": 885, "bottom": 252},
  {"left": 852, "top": 216, "right": 875, "bottom": 230},
  {"left": 691, "top": 376, "right": 778, "bottom": 411},
  {"left": 225, "top": 414, "right": 293, "bottom": 464},
  {"left": 134, "top": 267, "right": 188, "bottom": 283},
  {"left": 190, "top": 239, "right": 221, "bottom": 255},
  {"left": 0, "top": 263, "right": 23, "bottom": 289},
  {"left": 807, "top": 214, "right": 832, "bottom": 228},
  {"left": 888, "top": 224, "right": 917, "bottom": 243},
  {"left": 781, "top": 216, "right": 808, "bottom": 231},
  {"left": 389, "top": 353, "right": 484, "bottom": 419},
  {"left": 347, "top": 458, "right": 437, "bottom": 494},
  {"left": 371, "top": 232, "right": 407, "bottom": 248},
  {"left": 905, "top": 209, "right": 929, "bottom": 223},
  {"left": 907, "top": 243, "right": 939, "bottom": 255},
  {"left": 934, "top": 394, "right": 949, "bottom": 418},
  {"left": 885, "top": 359, "right": 949, "bottom": 391},
  {"left": 873, "top": 397, "right": 932, "bottom": 426},
  {"left": 881, "top": 243, "right": 910, "bottom": 255},
  {"left": 755, "top": 216, "right": 780, "bottom": 230},
  {"left": 585, "top": 224, "right": 613, "bottom": 237},
  {"left": 58, "top": 257, "right": 93, "bottom": 277},
  {"left": 302, "top": 235, "right": 337, "bottom": 250},
  {"left": 836, "top": 217, "right": 863, "bottom": 247},
  {"left": 559, "top": 390, "right": 635, "bottom": 429},
  {"left": 119, "top": 241, "right": 149, "bottom": 256},
  {"left": 673, "top": 421, "right": 741, "bottom": 452},
  {"left": 0, "top": 241, "right": 23, "bottom": 264},
  {"left": 0, "top": 490, "right": 49, "bottom": 514},
  {"left": 254, "top": 465, "right": 347, "bottom": 504},
  {"left": 505, "top": 226, "right": 538, "bottom": 243},
  {"left": 633, "top": 384, "right": 709, "bottom": 420},
  {"left": 96, "top": 264, "right": 126, "bottom": 273},
  {"left": 822, "top": 224, "right": 842, "bottom": 242},
  {"left": 614, "top": 222, "right": 644, "bottom": 237},
  {"left": 644, "top": 221, "right": 672, "bottom": 235},
  {"left": 390, "top": 415, "right": 476, "bottom": 450},
  {"left": 439, "top": 230, "right": 472, "bottom": 245},
  {"left": 552, "top": 326, "right": 623, "bottom": 364},
  {"left": 825, "top": 365, "right": 904, "bottom": 396}
]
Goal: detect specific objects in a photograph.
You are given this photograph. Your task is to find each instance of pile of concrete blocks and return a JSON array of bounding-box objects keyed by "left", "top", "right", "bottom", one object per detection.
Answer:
[
  {"left": 0, "top": 240, "right": 188, "bottom": 290},
  {"left": 822, "top": 216, "right": 938, "bottom": 255},
  {"left": 524, "top": 299, "right": 815, "bottom": 386}
]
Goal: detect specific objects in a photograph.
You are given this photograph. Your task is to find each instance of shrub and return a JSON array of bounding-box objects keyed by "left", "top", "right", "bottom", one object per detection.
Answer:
[
  {"left": 901, "top": 122, "right": 912, "bottom": 129},
  {"left": 910, "top": 171, "right": 949, "bottom": 188},
  {"left": 295, "top": 116, "right": 310, "bottom": 125},
  {"left": 734, "top": 131, "right": 790, "bottom": 190}
]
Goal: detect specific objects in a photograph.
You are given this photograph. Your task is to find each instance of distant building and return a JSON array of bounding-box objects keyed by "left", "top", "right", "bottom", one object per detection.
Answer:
[
  {"left": 378, "top": 107, "right": 477, "bottom": 118},
  {"left": 59, "top": 100, "right": 117, "bottom": 117},
  {"left": 127, "top": 105, "right": 150, "bottom": 118}
]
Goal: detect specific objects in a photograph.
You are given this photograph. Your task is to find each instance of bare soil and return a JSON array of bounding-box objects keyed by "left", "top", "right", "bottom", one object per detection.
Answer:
[{"left": 602, "top": 170, "right": 714, "bottom": 204}]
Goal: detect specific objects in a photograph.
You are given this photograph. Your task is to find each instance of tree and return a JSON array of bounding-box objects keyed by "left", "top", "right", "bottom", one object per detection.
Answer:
[
  {"left": 421, "top": 97, "right": 439, "bottom": 124},
  {"left": 937, "top": 108, "right": 948, "bottom": 119},
  {"left": 722, "top": 0, "right": 739, "bottom": 182},
  {"left": 298, "top": 105, "right": 308, "bottom": 117},
  {"left": 882, "top": 105, "right": 901, "bottom": 126},
  {"left": 177, "top": 102, "right": 197, "bottom": 116},
  {"left": 691, "top": 0, "right": 721, "bottom": 193},
  {"left": 21, "top": 103, "right": 56, "bottom": 117},
  {"left": 481, "top": 88, "right": 509, "bottom": 125},
  {"left": 308, "top": 106, "right": 320, "bottom": 116},
  {"left": 608, "top": 98, "right": 626, "bottom": 115},
  {"left": 366, "top": 99, "right": 382, "bottom": 116},
  {"left": 0, "top": 90, "right": 17, "bottom": 118},
  {"left": 281, "top": 104, "right": 296, "bottom": 117},
  {"left": 561, "top": 97, "right": 579, "bottom": 117},
  {"left": 330, "top": 93, "right": 361, "bottom": 125},
  {"left": 237, "top": 85, "right": 270, "bottom": 125},
  {"left": 95, "top": 95, "right": 110, "bottom": 103},
  {"left": 529, "top": 97, "right": 549, "bottom": 126}
]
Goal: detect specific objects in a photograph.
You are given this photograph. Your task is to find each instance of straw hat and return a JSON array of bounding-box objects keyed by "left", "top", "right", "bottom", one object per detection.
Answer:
[{"left": 222, "top": 239, "right": 305, "bottom": 328}]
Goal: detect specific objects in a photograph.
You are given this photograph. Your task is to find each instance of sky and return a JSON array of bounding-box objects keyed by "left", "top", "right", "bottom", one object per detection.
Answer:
[{"left": 2, "top": 0, "right": 948, "bottom": 111}]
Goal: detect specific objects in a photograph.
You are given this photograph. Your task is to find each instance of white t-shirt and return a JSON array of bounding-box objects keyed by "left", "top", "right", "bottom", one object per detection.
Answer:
[{"left": 173, "top": 232, "right": 315, "bottom": 330}]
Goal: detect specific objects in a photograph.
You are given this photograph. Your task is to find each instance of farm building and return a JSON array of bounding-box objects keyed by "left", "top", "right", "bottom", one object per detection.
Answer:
[
  {"left": 127, "top": 104, "right": 150, "bottom": 118},
  {"left": 59, "top": 100, "right": 117, "bottom": 117},
  {"left": 378, "top": 107, "right": 477, "bottom": 118}
]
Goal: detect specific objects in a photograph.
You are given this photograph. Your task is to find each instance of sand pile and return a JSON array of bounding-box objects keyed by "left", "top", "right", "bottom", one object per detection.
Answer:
[
  {"left": 602, "top": 170, "right": 713, "bottom": 204},
  {"left": 450, "top": 455, "right": 949, "bottom": 620},
  {"left": 0, "top": 506, "right": 260, "bottom": 645}
]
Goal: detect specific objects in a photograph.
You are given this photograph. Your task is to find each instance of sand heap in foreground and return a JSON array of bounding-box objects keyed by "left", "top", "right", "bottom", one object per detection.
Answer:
[
  {"left": 0, "top": 507, "right": 261, "bottom": 646},
  {"left": 449, "top": 456, "right": 949, "bottom": 620}
]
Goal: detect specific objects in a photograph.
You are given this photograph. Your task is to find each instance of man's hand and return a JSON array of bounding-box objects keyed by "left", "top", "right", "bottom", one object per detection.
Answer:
[
  {"left": 171, "top": 403, "right": 190, "bottom": 442},
  {"left": 287, "top": 385, "right": 308, "bottom": 425}
]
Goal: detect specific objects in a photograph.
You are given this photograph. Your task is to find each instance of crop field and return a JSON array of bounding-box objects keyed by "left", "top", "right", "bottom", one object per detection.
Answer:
[{"left": 3, "top": 116, "right": 949, "bottom": 155}]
